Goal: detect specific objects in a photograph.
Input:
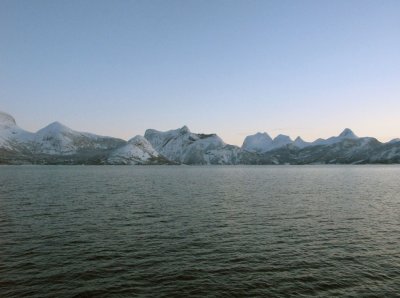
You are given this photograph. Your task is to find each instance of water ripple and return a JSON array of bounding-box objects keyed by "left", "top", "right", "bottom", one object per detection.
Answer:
[{"left": 0, "top": 165, "right": 400, "bottom": 297}]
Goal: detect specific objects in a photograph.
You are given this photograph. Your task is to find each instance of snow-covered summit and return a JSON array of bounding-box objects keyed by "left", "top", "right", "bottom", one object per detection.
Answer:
[
  {"left": 0, "top": 111, "right": 34, "bottom": 149},
  {"left": 339, "top": 128, "right": 358, "bottom": 139},
  {"left": 0, "top": 111, "right": 17, "bottom": 128},
  {"left": 179, "top": 125, "right": 190, "bottom": 134},
  {"left": 36, "top": 121, "right": 73, "bottom": 135},
  {"left": 293, "top": 136, "right": 310, "bottom": 149},
  {"left": 272, "top": 134, "right": 292, "bottom": 149},
  {"left": 34, "top": 122, "right": 87, "bottom": 154},
  {"left": 34, "top": 121, "right": 125, "bottom": 155},
  {"left": 313, "top": 128, "right": 359, "bottom": 146},
  {"left": 242, "top": 132, "right": 273, "bottom": 153},
  {"left": 144, "top": 125, "right": 193, "bottom": 145},
  {"left": 242, "top": 132, "right": 294, "bottom": 152}
]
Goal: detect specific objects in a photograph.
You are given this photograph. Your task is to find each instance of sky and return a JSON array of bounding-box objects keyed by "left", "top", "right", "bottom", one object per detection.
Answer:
[{"left": 1, "top": 0, "right": 399, "bottom": 145}]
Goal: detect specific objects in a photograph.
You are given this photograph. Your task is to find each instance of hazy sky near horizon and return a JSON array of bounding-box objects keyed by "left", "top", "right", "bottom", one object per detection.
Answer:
[{"left": 1, "top": 0, "right": 399, "bottom": 145}]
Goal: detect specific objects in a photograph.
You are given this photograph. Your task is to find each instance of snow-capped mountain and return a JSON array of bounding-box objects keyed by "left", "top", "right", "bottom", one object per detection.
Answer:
[
  {"left": 144, "top": 126, "right": 238, "bottom": 164},
  {"left": 0, "top": 111, "right": 126, "bottom": 164},
  {"left": 313, "top": 128, "right": 359, "bottom": 146},
  {"left": 33, "top": 121, "right": 125, "bottom": 155},
  {"left": 242, "top": 132, "right": 294, "bottom": 152},
  {"left": 235, "top": 128, "right": 399, "bottom": 164},
  {"left": 1, "top": 110, "right": 400, "bottom": 165}
]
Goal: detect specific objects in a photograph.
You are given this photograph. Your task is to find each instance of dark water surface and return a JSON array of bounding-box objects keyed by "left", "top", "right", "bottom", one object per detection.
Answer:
[{"left": 1, "top": 165, "right": 400, "bottom": 297}]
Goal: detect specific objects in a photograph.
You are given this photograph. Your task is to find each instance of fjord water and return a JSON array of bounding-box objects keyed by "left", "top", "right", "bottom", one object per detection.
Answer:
[{"left": 1, "top": 166, "right": 399, "bottom": 297}]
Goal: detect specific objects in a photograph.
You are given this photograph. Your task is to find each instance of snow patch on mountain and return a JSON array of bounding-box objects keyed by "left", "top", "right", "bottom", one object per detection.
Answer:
[
  {"left": 0, "top": 111, "right": 17, "bottom": 128},
  {"left": 0, "top": 111, "right": 35, "bottom": 150},
  {"left": 108, "top": 135, "right": 160, "bottom": 165}
]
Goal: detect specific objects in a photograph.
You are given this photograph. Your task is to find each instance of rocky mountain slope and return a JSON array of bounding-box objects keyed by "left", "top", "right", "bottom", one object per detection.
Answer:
[
  {"left": 144, "top": 126, "right": 239, "bottom": 164},
  {"left": 1, "top": 111, "right": 400, "bottom": 165},
  {"left": 0, "top": 111, "right": 126, "bottom": 164},
  {"left": 107, "top": 136, "right": 170, "bottom": 165}
]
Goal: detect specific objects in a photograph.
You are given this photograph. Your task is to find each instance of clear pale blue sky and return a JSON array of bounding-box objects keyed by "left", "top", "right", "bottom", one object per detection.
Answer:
[{"left": 1, "top": 0, "right": 399, "bottom": 144}]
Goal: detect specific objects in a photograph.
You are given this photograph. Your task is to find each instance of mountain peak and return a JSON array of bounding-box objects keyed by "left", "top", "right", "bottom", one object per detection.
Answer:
[
  {"left": 241, "top": 132, "right": 273, "bottom": 153},
  {"left": 48, "top": 121, "right": 70, "bottom": 130},
  {"left": 339, "top": 128, "right": 357, "bottom": 139},
  {"left": 293, "top": 136, "right": 310, "bottom": 149},
  {"left": 294, "top": 136, "right": 304, "bottom": 142},
  {"left": 274, "top": 134, "right": 292, "bottom": 142},
  {"left": 255, "top": 132, "right": 272, "bottom": 140},
  {"left": 37, "top": 121, "right": 72, "bottom": 134},
  {"left": 180, "top": 125, "right": 190, "bottom": 134}
]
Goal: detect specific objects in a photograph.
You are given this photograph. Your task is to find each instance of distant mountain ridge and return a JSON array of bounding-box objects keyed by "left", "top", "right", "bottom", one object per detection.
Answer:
[{"left": 1, "top": 111, "right": 399, "bottom": 165}]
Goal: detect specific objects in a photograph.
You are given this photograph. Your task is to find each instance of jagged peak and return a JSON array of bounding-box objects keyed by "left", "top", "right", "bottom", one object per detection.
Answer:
[
  {"left": 180, "top": 125, "right": 190, "bottom": 134},
  {"left": 293, "top": 136, "right": 310, "bottom": 148},
  {"left": 0, "top": 111, "right": 17, "bottom": 127},
  {"left": 339, "top": 128, "right": 357, "bottom": 139},
  {"left": 294, "top": 136, "right": 304, "bottom": 142}
]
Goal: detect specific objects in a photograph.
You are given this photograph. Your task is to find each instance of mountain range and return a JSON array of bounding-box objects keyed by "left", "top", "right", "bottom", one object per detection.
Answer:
[{"left": 1, "top": 111, "right": 399, "bottom": 165}]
